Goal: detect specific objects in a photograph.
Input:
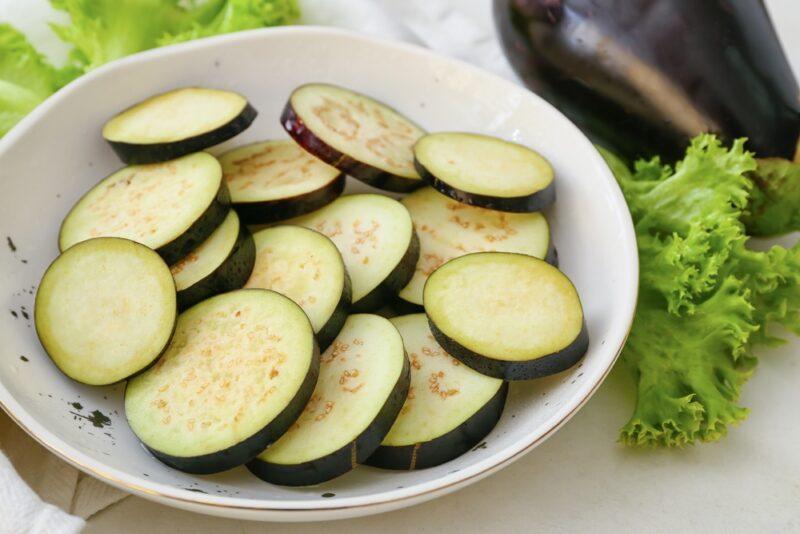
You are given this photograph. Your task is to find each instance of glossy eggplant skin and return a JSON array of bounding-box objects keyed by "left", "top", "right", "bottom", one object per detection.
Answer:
[
  {"left": 429, "top": 317, "right": 589, "bottom": 381},
  {"left": 495, "top": 0, "right": 800, "bottom": 161},
  {"left": 281, "top": 103, "right": 424, "bottom": 193},
  {"left": 415, "top": 159, "right": 557, "bottom": 213}
]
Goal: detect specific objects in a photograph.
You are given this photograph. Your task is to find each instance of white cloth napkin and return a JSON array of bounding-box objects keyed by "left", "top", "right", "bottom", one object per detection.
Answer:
[
  {"left": 0, "top": 412, "right": 126, "bottom": 532},
  {"left": 0, "top": 1, "right": 513, "bottom": 531}
]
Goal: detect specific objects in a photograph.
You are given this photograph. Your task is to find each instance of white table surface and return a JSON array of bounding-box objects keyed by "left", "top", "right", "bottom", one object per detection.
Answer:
[{"left": 2, "top": 1, "right": 799, "bottom": 532}]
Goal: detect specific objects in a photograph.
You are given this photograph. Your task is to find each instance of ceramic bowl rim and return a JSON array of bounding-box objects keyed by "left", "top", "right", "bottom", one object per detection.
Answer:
[{"left": 0, "top": 25, "right": 638, "bottom": 517}]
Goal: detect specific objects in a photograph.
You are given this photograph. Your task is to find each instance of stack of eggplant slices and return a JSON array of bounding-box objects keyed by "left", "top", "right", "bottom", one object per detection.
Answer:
[{"left": 35, "top": 83, "right": 588, "bottom": 485}]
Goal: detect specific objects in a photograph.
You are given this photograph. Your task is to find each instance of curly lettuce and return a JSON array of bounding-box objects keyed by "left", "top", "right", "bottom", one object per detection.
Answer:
[
  {"left": 158, "top": 0, "right": 300, "bottom": 46},
  {"left": 51, "top": 0, "right": 300, "bottom": 73},
  {"left": 601, "top": 135, "right": 800, "bottom": 447},
  {"left": 743, "top": 158, "right": 800, "bottom": 236},
  {"left": 0, "top": 0, "right": 299, "bottom": 136},
  {"left": 0, "top": 25, "right": 64, "bottom": 136}
]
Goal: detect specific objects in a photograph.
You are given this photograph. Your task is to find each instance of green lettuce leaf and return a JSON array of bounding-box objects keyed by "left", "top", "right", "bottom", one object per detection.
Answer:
[
  {"left": 51, "top": 0, "right": 300, "bottom": 73},
  {"left": 601, "top": 137, "right": 755, "bottom": 315},
  {"left": 619, "top": 280, "right": 756, "bottom": 447},
  {"left": 623, "top": 138, "right": 754, "bottom": 240},
  {"left": 743, "top": 158, "right": 800, "bottom": 236},
  {"left": 0, "top": 24, "right": 63, "bottom": 136},
  {"left": 600, "top": 135, "right": 800, "bottom": 447},
  {"left": 158, "top": 0, "right": 300, "bottom": 45},
  {"left": 731, "top": 244, "right": 800, "bottom": 345},
  {"left": 0, "top": 0, "right": 298, "bottom": 137}
]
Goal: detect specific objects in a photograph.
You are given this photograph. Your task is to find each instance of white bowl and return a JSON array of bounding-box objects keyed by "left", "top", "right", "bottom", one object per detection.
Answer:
[{"left": 0, "top": 27, "right": 637, "bottom": 521}]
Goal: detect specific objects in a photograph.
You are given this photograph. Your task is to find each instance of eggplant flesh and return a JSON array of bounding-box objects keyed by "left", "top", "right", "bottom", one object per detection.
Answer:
[
  {"left": 142, "top": 356, "right": 318, "bottom": 475},
  {"left": 495, "top": 0, "right": 800, "bottom": 161},
  {"left": 172, "top": 213, "right": 256, "bottom": 311},
  {"left": 124, "top": 289, "right": 320, "bottom": 475},
  {"left": 366, "top": 383, "right": 508, "bottom": 470},
  {"left": 247, "top": 314, "right": 410, "bottom": 486},
  {"left": 248, "top": 354, "right": 409, "bottom": 486},
  {"left": 245, "top": 225, "right": 352, "bottom": 351}
]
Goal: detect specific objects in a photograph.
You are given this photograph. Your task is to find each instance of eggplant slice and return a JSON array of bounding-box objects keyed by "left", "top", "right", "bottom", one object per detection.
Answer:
[
  {"left": 398, "top": 186, "right": 555, "bottom": 307},
  {"left": 424, "top": 252, "right": 588, "bottom": 380},
  {"left": 170, "top": 210, "right": 255, "bottom": 311},
  {"left": 103, "top": 87, "right": 256, "bottom": 164},
  {"left": 287, "top": 194, "right": 419, "bottom": 311},
  {"left": 58, "top": 152, "right": 230, "bottom": 265},
  {"left": 414, "top": 132, "right": 555, "bottom": 212},
  {"left": 35, "top": 238, "right": 176, "bottom": 386},
  {"left": 245, "top": 225, "right": 351, "bottom": 350},
  {"left": 248, "top": 314, "right": 409, "bottom": 486},
  {"left": 219, "top": 139, "right": 345, "bottom": 224},
  {"left": 125, "top": 289, "right": 319, "bottom": 474},
  {"left": 282, "top": 83, "right": 426, "bottom": 192},
  {"left": 367, "top": 314, "right": 507, "bottom": 470}
]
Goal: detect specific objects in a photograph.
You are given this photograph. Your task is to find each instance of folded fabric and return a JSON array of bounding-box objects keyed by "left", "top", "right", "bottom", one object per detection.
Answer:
[
  {"left": 0, "top": 411, "right": 130, "bottom": 532},
  {"left": 0, "top": 413, "right": 83, "bottom": 533},
  {"left": 0, "top": 452, "right": 82, "bottom": 533}
]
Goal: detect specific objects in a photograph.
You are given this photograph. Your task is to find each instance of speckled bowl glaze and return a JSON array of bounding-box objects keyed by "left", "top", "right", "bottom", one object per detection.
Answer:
[{"left": 0, "top": 27, "right": 637, "bottom": 521}]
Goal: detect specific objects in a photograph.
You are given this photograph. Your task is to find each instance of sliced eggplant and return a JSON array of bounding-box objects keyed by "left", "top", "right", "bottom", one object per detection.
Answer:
[
  {"left": 414, "top": 132, "right": 555, "bottom": 212},
  {"left": 424, "top": 252, "right": 588, "bottom": 380},
  {"left": 398, "top": 186, "right": 555, "bottom": 307},
  {"left": 248, "top": 314, "right": 409, "bottom": 486},
  {"left": 367, "top": 314, "right": 507, "bottom": 470},
  {"left": 170, "top": 211, "right": 255, "bottom": 311},
  {"left": 102, "top": 87, "right": 257, "bottom": 164},
  {"left": 282, "top": 83, "right": 426, "bottom": 192},
  {"left": 288, "top": 194, "right": 419, "bottom": 311},
  {"left": 245, "top": 225, "right": 350, "bottom": 351},
  {"left": 125, "top": 289, "right": 319, "bottom": 474},
  {"left": 35, "top": 237, "right": 176, "bottom": 386},
  {"left": 219, "top": 139, "right": 345, "bottom": 224},
  {"left": 58, "top": 152, "right": 230, "bottom": 265}
]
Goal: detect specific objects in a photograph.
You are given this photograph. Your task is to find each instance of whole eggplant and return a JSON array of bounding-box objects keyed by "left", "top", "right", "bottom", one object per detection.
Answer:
[{"left": 495, "top": 0, "right": 800, "bottom": 161}]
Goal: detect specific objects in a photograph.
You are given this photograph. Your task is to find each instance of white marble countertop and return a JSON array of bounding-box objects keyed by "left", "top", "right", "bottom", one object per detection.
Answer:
[{"left": 2, "top": 1, "right": 799, "bottom": 532}]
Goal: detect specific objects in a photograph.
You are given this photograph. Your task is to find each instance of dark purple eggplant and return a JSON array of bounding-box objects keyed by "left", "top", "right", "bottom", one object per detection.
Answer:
[
  {"left": 281, "top": 83, "right": 427, "bottom": 193},
  {"left": 495, "top": 0, "right": 800, "bottom": 161}
]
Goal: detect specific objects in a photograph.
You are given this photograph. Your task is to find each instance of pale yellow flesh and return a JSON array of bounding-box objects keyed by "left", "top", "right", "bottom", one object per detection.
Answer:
[
  {"left": 220, "top": 139, "right": 340, "bottom": 203},
  {"left": 245, "top": 226, "right": 345, "bottom": 333},
  {"left": 414, "top": 132, "right": 554, "bottom": 197},
  {"left": 424, "top": 253, "right": 583, "bottom": 362},
  {"left": 288, "top": 194, "right": 413, "bottom": 302},
  {"left": 59, "top": 152, "right": 222, "bottom": 252},
  {"left": 103, "top": 88, "right": 247, "bottom": 144},
  {"left": 259, "top": 314, "right": 405, "bottom": 465},
  {"left": 35, "top": 238, "right": 176, "bottom": 385},
  {"left": 125, "top": 289, "right": 315, "bottom": 458},
  {"left": 290, "top": 84, "right": 425, "bottom": 179},
  {"left": 385, "top": 314, "right": 502, "bottom": 446},
  {"left": 170, "top": 210, "right": 240, "bottom": 291},
  {"left": 399, "top": 187, "right": 550, "bottom": 305}
]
